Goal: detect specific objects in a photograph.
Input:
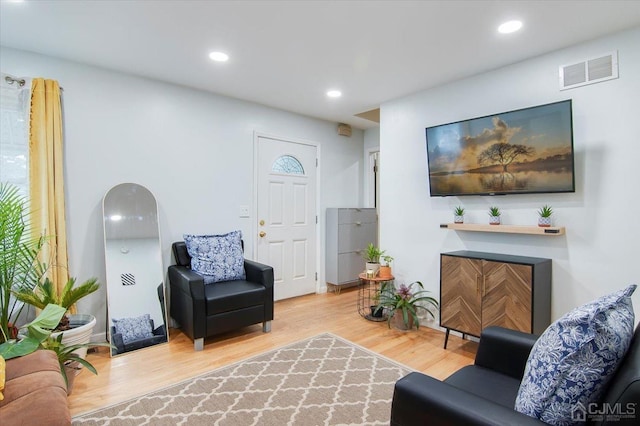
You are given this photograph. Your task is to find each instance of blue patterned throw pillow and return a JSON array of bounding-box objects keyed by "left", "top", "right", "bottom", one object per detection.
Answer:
[
  {"left": 514, "top": 284, "right": 637, "bottom": 425},
  {"left": 113, "top": 313, "right": 154, "bottom": 344},
  {"left": 183, "top": 230, "right": 246, "bottom": 284}
]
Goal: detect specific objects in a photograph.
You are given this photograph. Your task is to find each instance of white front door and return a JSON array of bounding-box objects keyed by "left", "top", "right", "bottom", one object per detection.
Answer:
[{"left": 256, "top": 135, "right": 317, "bottom": 300}]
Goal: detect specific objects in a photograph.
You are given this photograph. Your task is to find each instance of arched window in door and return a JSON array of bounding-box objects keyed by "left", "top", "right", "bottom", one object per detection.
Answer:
[{"left": 272, "top": 155, "right": 305, "bottom": 175}]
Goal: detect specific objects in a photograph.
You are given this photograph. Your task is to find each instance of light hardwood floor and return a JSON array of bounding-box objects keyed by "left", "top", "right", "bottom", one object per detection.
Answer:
[{"left": 69, "top": 287, "right": 477, "bottom": 416}]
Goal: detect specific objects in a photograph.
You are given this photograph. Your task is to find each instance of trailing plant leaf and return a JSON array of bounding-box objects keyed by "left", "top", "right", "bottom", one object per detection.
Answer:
[{"left": 0, "top": 303, "right": 66, "bottom": 359}]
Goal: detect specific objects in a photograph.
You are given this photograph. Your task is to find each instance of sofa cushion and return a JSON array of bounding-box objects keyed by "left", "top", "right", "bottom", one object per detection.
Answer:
[
  {"left": 112, "top": 314, "right": 154, "bottom": 344},
  {"left": 515, "top": 284, "right": 636, "bottom": 425},
  {"left": 445, "top": 365, "right": 522, "bottom": 409},
  {"left": 1, "top": 350, "right": 70, "bottom": 426},
  {"left": 183, "top": 230, "right": 246, "bottom": 284}
]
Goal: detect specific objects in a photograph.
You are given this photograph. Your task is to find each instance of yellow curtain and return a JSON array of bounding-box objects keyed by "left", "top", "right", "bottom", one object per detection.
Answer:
[{"left": 29, "top": 78, "right": 71, "bottom": 311}]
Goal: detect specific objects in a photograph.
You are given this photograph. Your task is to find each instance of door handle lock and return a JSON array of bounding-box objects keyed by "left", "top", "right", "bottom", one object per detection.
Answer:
[{"left": 259, "top": 231, "right": 267, "bottom": 238}]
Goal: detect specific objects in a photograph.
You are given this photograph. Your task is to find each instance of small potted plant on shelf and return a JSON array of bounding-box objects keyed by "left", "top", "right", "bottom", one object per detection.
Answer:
[
  {"left": 537, "top": 205, "right": 553, "bottom": 227},
  {"left": 453, "top": 206, "right": 465, "bottom": 224},
  {"left": 375, "top": 281, "right": 439, "bottom": 330},
  {"left": 378, "top": 255, "right": 394, "bottom": 279},
  {"left": 363, "top": 243, "right": 384, "bottom": 277},
  {"left": 488, "top": 206, "right": 501, "bottom": 225}
]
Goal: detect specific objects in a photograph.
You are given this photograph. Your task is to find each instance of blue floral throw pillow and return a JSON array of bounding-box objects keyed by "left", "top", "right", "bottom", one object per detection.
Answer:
[
  {"left": 514, "top": 284, "right": 637, "bottom": 425},
  {"left": 183, "top": 230, "right": 246, "bottom": 284},
  {"left": 113, "top": 313, "right": 154, "bottom": 344}
]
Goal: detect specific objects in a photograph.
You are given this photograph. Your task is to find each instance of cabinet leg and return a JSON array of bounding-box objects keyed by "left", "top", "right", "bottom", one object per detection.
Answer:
[{"left": 444, "top": 328, "right": 450, "bottom": 349}]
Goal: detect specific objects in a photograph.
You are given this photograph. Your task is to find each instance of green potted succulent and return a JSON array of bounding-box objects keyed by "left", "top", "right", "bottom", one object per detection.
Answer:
[
  {"left": 537, "top": 205, "right": 553, "bottom": 227},
  {"left": 363, "top": 243, "right": 384, "bottom": 276},
  {"left": 488, "top": 206, "right": 501, "bottom": 225},
  {"left": 375, "top": 281, "right": 439, "bottom": 330},
  {"left": 453, "top": 206, "right": 465, "bottom": 224}
]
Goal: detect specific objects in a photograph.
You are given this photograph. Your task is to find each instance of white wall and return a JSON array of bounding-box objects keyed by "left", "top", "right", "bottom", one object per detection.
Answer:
[
  {"left": 0, "top": 47, "right": 366, "bottom": 338},
  {"left": 380, "top": 27, "right": 640, "bottom": 327}
]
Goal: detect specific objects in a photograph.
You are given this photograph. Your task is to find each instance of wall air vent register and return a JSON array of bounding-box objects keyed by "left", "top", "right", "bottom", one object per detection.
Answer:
[{"left": 559, "top": 51, "right": 618, "bottom": 90}]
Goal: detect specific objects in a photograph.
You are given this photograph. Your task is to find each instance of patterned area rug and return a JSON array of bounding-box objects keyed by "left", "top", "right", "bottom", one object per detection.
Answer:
[{"left": 72, "top": 333, "right": 412, "bottom": 425}]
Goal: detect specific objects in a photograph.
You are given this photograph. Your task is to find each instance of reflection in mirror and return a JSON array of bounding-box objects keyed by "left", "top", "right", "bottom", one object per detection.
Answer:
[{"left": 102, "top": 183, "right": 168, "bottom": 356}]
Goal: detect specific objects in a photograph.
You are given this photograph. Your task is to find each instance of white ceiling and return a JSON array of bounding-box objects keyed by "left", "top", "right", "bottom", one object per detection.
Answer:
[{"left": 1, "top": 1, "right": 639, "bottom": 130}]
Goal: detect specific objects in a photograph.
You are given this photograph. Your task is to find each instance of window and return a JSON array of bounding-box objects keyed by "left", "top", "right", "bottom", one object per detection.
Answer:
[
  {"left": 0, "top": 76, "right": 31, "bottom": 197},
  {"left": 272, "top": 155, "right": 304, "bottom": 175}
]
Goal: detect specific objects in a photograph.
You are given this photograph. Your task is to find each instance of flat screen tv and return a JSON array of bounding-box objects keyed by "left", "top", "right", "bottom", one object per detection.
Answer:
[{"left": 425, "top": 100, "right": 575, "bottom": 197}]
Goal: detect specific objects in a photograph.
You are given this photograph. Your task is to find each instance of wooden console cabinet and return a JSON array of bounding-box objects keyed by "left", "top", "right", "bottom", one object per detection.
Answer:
[{"left": 440, "top": 251, "right": 551, "bottom": 349}]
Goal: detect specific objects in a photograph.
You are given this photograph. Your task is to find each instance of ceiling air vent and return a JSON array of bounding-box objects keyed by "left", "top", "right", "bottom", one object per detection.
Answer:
[{"left": 559, "top": 51, "right": 618, "bottom": 90}]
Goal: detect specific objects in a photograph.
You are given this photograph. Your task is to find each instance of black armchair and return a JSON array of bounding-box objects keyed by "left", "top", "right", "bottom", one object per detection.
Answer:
[
  {"left": 168, "top": 241, "right": 274, "bottom": 351},
  {"left": 111, "top": 319, "right": 167, "bottom": 355},
  {"left": 391, "top": 325, "right": 640, "bottom": 425},
  {"left": 110, "top": 283, "right": 168, "bottom": 355}
]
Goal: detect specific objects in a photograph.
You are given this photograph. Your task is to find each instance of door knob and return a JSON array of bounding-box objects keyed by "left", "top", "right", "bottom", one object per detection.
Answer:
[{"left": 259, "top": 231, "right": 267, "bottom": 238}]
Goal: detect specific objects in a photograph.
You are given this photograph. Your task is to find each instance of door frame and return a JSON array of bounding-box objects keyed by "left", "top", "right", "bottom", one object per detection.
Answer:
[{"left": 252, "top": 131, "right": 322, "bottom": 294}]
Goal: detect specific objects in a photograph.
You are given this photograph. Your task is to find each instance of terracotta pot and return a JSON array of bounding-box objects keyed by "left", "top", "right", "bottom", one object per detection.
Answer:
[{"left": 378, "top": 265, "right": 392, "bottom": 279}]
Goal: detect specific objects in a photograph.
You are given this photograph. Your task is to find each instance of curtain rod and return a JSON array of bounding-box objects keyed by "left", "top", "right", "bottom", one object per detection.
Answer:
[
  {"left": 3, "top": 75, "right": 64, "bottom": 91},
  {"left": 4, "top": 75, "right": 26, "bottom": 87}
]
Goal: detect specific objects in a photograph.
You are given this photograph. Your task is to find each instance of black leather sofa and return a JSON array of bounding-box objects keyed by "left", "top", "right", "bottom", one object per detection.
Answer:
[
  {"left": 168, "top": 241, "right": 274, "bottom": 351},
  {"left": 391, "top": 325, "right": 640, "bottom": 425}
]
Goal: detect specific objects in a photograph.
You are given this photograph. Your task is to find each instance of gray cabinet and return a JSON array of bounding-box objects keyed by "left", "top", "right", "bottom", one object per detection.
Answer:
[{"left": 326, "top": 208, "right": 377, "bottom": 287}]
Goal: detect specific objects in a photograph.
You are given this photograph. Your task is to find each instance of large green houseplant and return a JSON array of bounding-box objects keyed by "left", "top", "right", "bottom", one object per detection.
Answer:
[
  {"left": 1, "top": 182, "right": 99, "bottom": 335},
  {"left": 375, "top": 281, "right": 439, "bottom": 330},
  {"left": 0, "top": 183, "right": 46, "bottom": 343}
]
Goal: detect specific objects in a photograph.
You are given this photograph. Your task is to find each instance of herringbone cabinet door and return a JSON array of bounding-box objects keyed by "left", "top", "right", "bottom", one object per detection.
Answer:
[
  {"left": 481, "top": 261, "right": 532, "bottom": 332},
  {"left": 441, "top": 256, "right": 482, "bottom": 336}
]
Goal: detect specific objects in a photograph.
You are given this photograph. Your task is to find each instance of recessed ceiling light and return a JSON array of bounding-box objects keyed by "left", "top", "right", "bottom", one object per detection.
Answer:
[
  {"left": 498, "top": 20, "right": 523, "bottom": 34},
  {"left": 209, "top": 51, "right": 229, "bottom": 62},
  {"left": 327, "top": 90, "right": 342, "bottom": 98}
]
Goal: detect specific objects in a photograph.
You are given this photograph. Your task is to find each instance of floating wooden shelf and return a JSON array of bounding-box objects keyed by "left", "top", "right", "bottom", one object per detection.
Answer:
[{"left": 440, "top": 223, "right": 565, "bottom": 236}]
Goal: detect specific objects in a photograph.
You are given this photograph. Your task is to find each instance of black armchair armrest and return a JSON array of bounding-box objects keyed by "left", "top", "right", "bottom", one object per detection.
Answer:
[
  {"left": 474, "top": 326, "right": 539, "bottom": 380},
  {"left": 244, "top": 259, "right": 274, "bottom": 289},
  {"left": 168, "top": 265, "right": 205, "bottom": 301},
  {"left": 391, "top": 372, "right": 546, "bottom": 426},
  {"left": 110, "top": 326, "right": 125, "bottom": 354}
]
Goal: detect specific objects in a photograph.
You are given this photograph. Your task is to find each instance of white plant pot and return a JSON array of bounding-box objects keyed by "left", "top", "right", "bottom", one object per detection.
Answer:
[
  {"left": 52, "top": 314, "right": 96, "bottom": 362},
  {"left": 489, "top": 216, "right": 501, "bottom": 225},
  {"left": 538, "top": 216, "right": 552, "bottom": 227},
  {"left": 365, "top": 262, "right": 380, "bottom": 277},
  {"left": 454, "top": 215, "right": 464, "bottom": 224}
]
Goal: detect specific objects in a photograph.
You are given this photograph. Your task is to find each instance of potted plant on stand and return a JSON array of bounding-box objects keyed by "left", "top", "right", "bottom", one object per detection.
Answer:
[
  {"left": 375, "top": 281, "right": 439, "bottom": 330},
  {"left": 453, "top": 206, "right": 465, "bottom": 224},
  {"left": 378, "top": 255, "right": 394, "bottom": 280},
  {"left": 537, "top": 205, "right": 553, "bottom": 227},
  {"left": 488, "top": 206, "right": 501, "bottom": 225},
  {"left": 363, "top": 243, "right": 384, "bottom": 277}
]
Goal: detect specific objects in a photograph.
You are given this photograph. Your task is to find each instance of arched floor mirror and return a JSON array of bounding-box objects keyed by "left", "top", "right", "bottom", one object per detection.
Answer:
[{"left": 102, "top": 183, "right": 168, "bottom": 356}]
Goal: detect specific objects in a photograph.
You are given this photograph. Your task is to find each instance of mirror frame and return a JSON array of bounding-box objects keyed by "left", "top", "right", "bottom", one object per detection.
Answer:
[{"left": 102, "top": 182, "right": 169, "bottom": 356}]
